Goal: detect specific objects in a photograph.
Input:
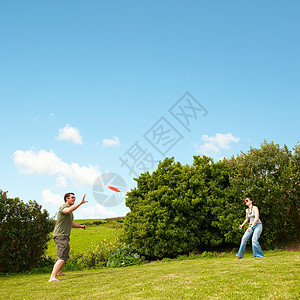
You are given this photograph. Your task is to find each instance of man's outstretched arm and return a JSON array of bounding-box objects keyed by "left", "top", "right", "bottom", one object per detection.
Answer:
[{"left": 63, "top": 194, "right": 87, "bottom": 214}]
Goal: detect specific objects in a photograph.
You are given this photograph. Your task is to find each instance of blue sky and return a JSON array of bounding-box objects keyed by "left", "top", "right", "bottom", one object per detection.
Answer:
[{"left": 1, "top": 1, "right": 299, "bottom": 219}]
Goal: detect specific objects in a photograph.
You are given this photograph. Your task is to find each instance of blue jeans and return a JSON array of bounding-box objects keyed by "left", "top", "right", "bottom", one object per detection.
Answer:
[{"left": 236, "top": 224, "right": 264, "bottom": 258}]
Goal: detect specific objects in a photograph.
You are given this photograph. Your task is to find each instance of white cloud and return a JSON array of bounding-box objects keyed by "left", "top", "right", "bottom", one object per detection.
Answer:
[
  {"left": 79, "top": 204, "right": 117, "bottom": 219},
  {"left": 56, "top": 175, "right": 68, "bottom": 187},
  {"left": 12, "top": 149, "right": 100, "bottom": 186},
  {"left": 56, "top": 124, "right": 83, "bottom": 145},
  {"left": 195, "top": 133, "right": 240, "bottom": 156},
  {"left": 42, "top": 189, "right": 64, "bottom": 206},
  {"left": 102, "top": 136, "right": 120, "bottom": 148}
]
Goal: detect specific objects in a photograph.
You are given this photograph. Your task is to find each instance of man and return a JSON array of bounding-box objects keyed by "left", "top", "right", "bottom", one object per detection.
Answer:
[{"left": 49, "top": 193, "right": 87, "bottom": 282}]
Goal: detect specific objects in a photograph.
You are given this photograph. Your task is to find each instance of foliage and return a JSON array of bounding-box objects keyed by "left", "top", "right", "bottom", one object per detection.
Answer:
[
  {"left": 0, "top": 190, "right": 55, "bottom": 273},
  {"left": 201, "top": 251, "right": 218, "bottom": 258},
  {"left": 124, "top": 141, "right": 300, "bottom": 258},
  {"left": 30, "top": 255, "right": 56, "bottom": 273},
  {"left": 124, "top": 157, "right": 233, "bottom": 258},
  {"left": 226, "top": 140, "right": 300, "bottom": 247},
  {"left": 106, "top": 244, "right": 144, "bottom": 268},
  {"left": 65, "top": 238, "right": 124, "bottom": 271}
]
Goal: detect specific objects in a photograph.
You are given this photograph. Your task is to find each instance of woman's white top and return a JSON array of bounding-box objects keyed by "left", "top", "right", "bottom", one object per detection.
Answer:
[{"left": 247, "top": 206, "right": 262, "bottom": 225}]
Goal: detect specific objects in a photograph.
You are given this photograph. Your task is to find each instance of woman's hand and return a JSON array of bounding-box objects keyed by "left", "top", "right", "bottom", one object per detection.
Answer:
[
  {"left": 239, "top": 225, "right": 243, "bottom": 230},
  {"left": 247, "top": 227, "right": 252, "bottom": 232}
]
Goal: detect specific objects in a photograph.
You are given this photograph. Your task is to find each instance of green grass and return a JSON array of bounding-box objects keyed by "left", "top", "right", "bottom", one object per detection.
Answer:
[
  {"left": 0, "top": 251, "right": 299, "bottom": 299},
  {"left": 46, "top": 218, "right": 122, "bottom": 257}
]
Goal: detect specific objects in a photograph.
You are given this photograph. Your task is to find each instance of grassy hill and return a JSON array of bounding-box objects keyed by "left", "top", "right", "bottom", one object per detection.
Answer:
[
  {"left": 46, "top": 218, "right": 124, "bottom": 257},
  {"left": 0, "top": 251, "right": 299, "bottom": 299}
]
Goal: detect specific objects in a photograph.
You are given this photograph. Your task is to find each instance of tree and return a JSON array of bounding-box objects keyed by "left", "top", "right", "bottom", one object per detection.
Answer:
[
  {"left": 227, "top": 141, "right": 300, "bottom": 247},
  {"left": 124, "top": 158, "right": 195, "bottom": 258},
  {"left": 124, "top": 156, "right": 233, "bottom": 258},
  {"left": 123, "top": 141, "right": 299, "bottom": 258},
  {"left": 0, "top": 190, "right": 54, "bottom": 272}
]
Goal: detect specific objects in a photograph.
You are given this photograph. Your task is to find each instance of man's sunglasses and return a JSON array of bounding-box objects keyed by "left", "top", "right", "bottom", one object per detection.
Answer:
[{"left": 68, "top": 196, "right": 76, "bottom": 199}]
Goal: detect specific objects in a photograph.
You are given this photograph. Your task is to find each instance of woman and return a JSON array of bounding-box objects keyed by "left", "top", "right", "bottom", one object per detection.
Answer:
[{"left": 236, "top": 197, "right": 264, "bottom": 259}]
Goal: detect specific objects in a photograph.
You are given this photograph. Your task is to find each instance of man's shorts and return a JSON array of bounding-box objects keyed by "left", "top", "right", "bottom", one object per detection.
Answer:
[{"left": 53, "top": 235, "right": 70, "bottom": 261}]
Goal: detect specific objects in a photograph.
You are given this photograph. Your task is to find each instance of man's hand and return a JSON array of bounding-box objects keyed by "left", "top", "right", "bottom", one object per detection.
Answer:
[
  {"left": 81, "top": 224, "right": 86, "bottom": 230},
  {"left": 80, "top": 194, "right": 88, "bottom": 205},
  {"left": 64, "top": 194, "right": 88, "bottom": 214}
]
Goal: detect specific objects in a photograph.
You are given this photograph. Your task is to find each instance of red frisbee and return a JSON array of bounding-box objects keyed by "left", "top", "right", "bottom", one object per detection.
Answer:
[{"left": 107, "top": 186, "right": 120, "bottom": 192}]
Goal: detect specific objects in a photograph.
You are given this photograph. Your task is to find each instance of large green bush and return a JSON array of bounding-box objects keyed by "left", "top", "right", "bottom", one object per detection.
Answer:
[
  {"left": 0, "top": 190, "right": 54, "bottom": 273},
  {"left": 123, "top": 141, "right": 300, "bottom": 259},
  {"left": 226, "top": 141, "right": 300, "bottom": 248},
  {"left": 124, "top": 156, "right": 233, "bottom": 258}
]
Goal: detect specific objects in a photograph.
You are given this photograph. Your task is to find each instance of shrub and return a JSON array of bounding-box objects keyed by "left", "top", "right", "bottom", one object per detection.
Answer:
[
  {"left": 31, "top": 255, "right": 56, "bottom": 273},
  {"left": 201, "top": 251, "right": 217, "bottom": 258},
  {"left": 0, "top": 190, "right": 54, "bottom": 273},
  {"left": 226, "top": 141, "right": 300, "bottom": 248},
  {"left": 123, "top": 157, "right": 232, "bottom": 259},
  {"left": 106, "top": 245, "right": 144, "bottom": 268},
  {"left": 176, "top": 255, "right": 188, "bottom": 261},
  {"left": 161, "top": 257, "right": 173, "bottom": 262},
  {"left": 64, "top": 238, "right": 124, "bottom": 271},
  {"left": 123, "top": 141, "right": 300, "bottom": 258}
]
